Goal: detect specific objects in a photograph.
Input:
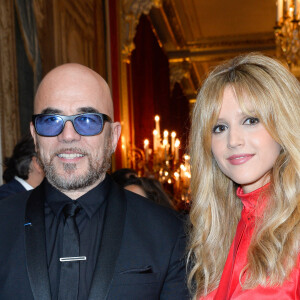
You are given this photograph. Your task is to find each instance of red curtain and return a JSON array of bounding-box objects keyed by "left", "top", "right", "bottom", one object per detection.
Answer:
[
  {"left": 108, "top": 0, "right": 122, "bottom": 168},
  {"left": 170, "top": 82, "right": 190, "bottom": 154},
  {"left": 131, "top": 14, "right": 171, "bottom": 150}
]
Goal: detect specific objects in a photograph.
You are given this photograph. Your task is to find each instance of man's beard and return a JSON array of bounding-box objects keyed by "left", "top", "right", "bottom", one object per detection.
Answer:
[{"left": 36, "top": 138, "right": 113, "bottom": 192}]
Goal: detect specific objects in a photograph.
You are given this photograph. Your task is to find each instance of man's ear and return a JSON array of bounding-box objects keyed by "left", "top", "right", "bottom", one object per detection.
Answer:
[
  {"left": 31, "top": 156, "right": 44, "bottom": 175},
  {"left": 30, "top": 122, "right": 38, "bottom": 152},
  {"left": 111, "top": 122, "right": 121, "bottom": 153}
]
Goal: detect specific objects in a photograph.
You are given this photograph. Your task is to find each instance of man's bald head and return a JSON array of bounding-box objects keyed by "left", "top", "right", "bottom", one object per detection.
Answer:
[
  {"left": 30, "top": 63, "right": 121, "bottom": 198},
  {"left": 34, "top": 63, "right": 114, "bottom": 120}
]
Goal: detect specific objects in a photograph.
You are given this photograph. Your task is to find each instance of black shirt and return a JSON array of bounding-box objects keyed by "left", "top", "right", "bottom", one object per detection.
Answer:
[{"left": 44, "top": 175, "right": 110, "bottom": 300}]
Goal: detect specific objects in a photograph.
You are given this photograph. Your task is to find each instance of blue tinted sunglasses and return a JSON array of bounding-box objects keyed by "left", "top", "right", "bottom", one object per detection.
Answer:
[{"left": 32, "top": 113, "right": 112, "bottom": 137}]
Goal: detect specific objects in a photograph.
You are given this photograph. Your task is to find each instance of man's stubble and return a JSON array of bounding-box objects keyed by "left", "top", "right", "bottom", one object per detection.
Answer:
[{"left": 36, "top": 135, "right": 113, "bottom": 192}]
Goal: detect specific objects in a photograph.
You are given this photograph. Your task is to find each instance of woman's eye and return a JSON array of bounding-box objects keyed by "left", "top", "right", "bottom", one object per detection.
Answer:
[
  {"left": 243, "top": 117, "right": 259, "bottom": 125},
  {"left": 213, "top": 124, "right": 227, "bottom": 133}
]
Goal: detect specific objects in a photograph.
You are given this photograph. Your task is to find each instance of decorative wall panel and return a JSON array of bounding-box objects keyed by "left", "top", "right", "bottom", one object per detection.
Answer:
[{"left": 0, "top": 0, "right": 20, "bottom": 165}]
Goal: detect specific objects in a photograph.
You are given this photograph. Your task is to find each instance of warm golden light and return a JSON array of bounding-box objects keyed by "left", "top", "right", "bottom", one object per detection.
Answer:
[
  {"left": 180, "top": 164, "right": 186, "bottom": 171},
  {"left": 275, "top": 0, "right": 300, "bottom": 68},
  {"left": 185, "top": 172, "right": 191, "bottom": 178},
  {"left": 163, "top": 130, "right": 169, "bottom": 138},
  {"left": 131, "top": 114, "right": 191, "bottom": 204}
]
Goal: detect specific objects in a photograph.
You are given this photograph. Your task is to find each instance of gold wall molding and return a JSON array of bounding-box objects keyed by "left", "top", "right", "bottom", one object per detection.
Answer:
[
  {"left": 186, "top": 32, "right": 275, "bottom": 51},
  {"left": 169, "top": 60, "right": 191, "bottom": 90},
  {"left": 32, "top": 0, "right": 46, "bottom": 31},
  {"left": 121, "top": 0, "right": 162, "bottom": 60},
  {"left": 53, "top": 0, "right": 96, "bottom": 68},
  {"left": 160, "top": 0, "right": 186, "bottom": 48},
  {"left": 0, "top": 0, "right": 20, "bottom": 166}
]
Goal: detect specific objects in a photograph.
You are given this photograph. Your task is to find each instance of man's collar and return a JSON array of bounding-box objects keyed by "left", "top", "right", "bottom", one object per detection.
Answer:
[
  {"left": 43, "top": 174, "right": 111, "bottom": 218},
  {"left": 14, "top": 176, "right": 33, "bottom": 191}
]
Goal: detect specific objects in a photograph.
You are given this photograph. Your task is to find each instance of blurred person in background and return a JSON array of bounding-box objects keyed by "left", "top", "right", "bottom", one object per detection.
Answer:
[
  {"left": 111, "top": 168, "right": 138, "bottom": 186},
  {"left": 123, "top": 176, "right": 176, "bottom": 210},
  {"left": 0, "top": 133, "right": 44, "bottom": 200}
]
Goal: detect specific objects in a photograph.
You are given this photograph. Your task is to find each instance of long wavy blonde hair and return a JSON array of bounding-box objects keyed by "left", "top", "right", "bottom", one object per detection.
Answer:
[{"left": 188, "top": 53, "right": 300, "bottom": 298}]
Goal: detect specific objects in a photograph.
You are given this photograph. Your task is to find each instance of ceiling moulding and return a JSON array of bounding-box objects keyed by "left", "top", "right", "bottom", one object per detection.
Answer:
[
  {"left": 121, "top": 0, "right": 162, "bottom": 60},
  {"left": 160, "top": 0, "right": 186, "bottom": 48},
  {"left": 167, "top": 32, "right": 276, "bottom": 61}
]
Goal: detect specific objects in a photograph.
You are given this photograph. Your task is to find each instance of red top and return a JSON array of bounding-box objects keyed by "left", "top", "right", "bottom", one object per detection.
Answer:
[{"left": 200, "top": 184, "right": 300, "bottom": 300}]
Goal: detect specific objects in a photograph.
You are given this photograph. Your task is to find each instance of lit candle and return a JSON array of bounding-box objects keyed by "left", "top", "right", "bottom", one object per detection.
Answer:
[
  {"left": 144, "top": 139, "right": 149, "bottom": 162},
  {"left": 184, "top": 171, "right": 191, "bottom": 187},
  {"left": 163, "top": 130, "right": 169, "bottom": 139},
  {"left": 278, "top": 0, "right": 283, "bottom": 21},
  {"left": 174, "top": 171, "right": 180, "bottom": 190},
  {"left": 163, "top": 139, "right": 168, "bottom": 160},
  {"left": 184, "top": 154, "right": 190, "bottom": 169},
  {"left": 277, "top": 0, "right": 284, "bottom": 21},
  {"left": 285, "top": 0, "right": 289, "bottom": 15},
  {"left": 180, "top": 164, "right": 185, "bottom": 180},
  {"left": 153, "top": 130, "right": 158, "bottom": 152},
  {"left": 154, "top": 115, "right": 160, "bottom": 138},
  {"left": 174, "top": 138, "right": 180, "bottom": 162},
  {"left": 284, "top": 0, "right": 287, "bottom": 15},
  {"left": 171, "top": 131, "right": 176, "bottom": 155},
  {"left": 163, "top": 130, "right": 169, "bottom": 154}
]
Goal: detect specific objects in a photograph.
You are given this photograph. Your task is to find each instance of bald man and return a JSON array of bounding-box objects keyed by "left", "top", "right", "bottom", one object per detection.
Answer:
[{"left": 0, "top": 64, "right": 188, "bottom": 300}]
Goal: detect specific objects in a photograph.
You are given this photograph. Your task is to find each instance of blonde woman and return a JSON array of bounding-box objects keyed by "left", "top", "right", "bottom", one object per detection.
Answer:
[{"left": 188, "top": 53, "right": 300, "bottom": 299}]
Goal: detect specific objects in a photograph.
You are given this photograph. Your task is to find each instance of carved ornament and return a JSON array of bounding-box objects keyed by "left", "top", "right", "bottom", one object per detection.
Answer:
[
  {"left": 121, "top": 0, "right": 163, "bottom": 60},
  {"left": 169, "top": 60, "right": 191, "bottom": 90}
]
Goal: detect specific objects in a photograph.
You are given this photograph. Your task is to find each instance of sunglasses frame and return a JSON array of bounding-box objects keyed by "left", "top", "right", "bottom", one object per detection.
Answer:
[{"left": 32, "top": 113, "right": 112, "bottom": 137}]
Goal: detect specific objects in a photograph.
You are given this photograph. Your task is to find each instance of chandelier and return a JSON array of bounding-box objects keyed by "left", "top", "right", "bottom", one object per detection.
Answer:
[
  {"left": 128, "top": 115, "right": 191, "bottom": 206},
  {"left": 275, "top": 0, "right": 300, "bottom": 70}
]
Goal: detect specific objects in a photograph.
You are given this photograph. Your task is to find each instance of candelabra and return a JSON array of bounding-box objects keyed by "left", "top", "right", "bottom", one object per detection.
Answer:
[
  {"left": 275, "top": 0, "right": 300, "bottom": 70},
  {"left": 128, "top": 115, "right": 191, "bottom": 206}
]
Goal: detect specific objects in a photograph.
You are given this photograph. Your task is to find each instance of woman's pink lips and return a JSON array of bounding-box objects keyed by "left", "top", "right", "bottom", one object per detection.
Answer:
[{"left": 227, "top": 154, "right": 254, "bottom": 165}]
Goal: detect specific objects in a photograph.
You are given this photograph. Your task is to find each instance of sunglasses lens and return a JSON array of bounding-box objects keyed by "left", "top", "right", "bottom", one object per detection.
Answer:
[
  {"left": 74, "top": 114, "right": 104, "bottom": 136},
  {"left": 35, "top": 115, "right": 64, "bottom": 136}
]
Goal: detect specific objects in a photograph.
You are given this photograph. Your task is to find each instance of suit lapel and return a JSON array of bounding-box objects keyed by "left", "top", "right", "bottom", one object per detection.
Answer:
[
  {"left": 25, "top": 184, "right": 52, "bottom": 300},
  {"left": 88, "top": 181, "right": 127, "bottom": 300}
]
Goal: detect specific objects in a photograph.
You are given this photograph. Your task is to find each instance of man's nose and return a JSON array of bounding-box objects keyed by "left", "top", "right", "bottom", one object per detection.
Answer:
[{"left": 57, "top": 120, "right": 81, "bottom": 143}]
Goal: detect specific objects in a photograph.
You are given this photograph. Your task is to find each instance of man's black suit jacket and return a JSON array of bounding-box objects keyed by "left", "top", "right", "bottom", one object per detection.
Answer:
[
  {"left": 0, "top": 178, "right": 26, "bottom": 200},
  {"left": 0, "top": 177, "right": 189, "bottom": 299}
]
